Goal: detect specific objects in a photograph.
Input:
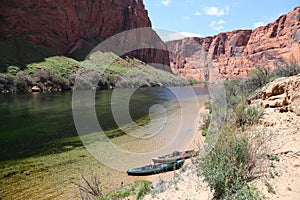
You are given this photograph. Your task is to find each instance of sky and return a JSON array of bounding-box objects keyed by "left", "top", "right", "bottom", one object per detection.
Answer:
[{"left": 143, "top": 0, "right": 300, "bottom": 41}]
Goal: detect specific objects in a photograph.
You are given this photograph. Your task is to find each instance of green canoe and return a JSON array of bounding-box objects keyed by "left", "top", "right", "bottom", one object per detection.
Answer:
[{"left": 126, "top": 160, "right": 185, "bottom": 176}]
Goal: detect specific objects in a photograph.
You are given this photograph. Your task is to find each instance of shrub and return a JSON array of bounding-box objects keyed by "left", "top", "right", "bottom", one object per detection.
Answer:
[
  {"left": 201, "top": 114, "right": 211, "bottom": 136},
  {"left": 201, "top": 131, "right": 247, "bottom": 198},
  {"left": 272, "top": 63, "right": 300, "bottom": 78},
  {"left": 224, "top": 79, "right": 247, "bottom": 109},
  {"left": 234, "top": 100, "right": 264, "bottom": 127},
  {"left": 245, "top": 66, "right": 271, "bottom": 93},
  {"left": 272, "top": 55, "right": 300, "bottom": 78},
  {"left": 74, "top": 173, "right": 104, "bottom": 200},
  {"left": 201, "top": 130, "right": 261, "bottom": 200},
  {"left": 26, "top": 56, "right": 80, "bottom": 77},
  {"left": 224, "top": 78, "right": 264, "bottom": 127},
  {"left": 16, "top": 71, "right": 33, "bottom": 92},
  {"left": 99, "top": 180, "right": 153, "bottom": 200},
  {"left": 201, "top": 102, "right": 214, "bottom": 136},
  {"left": 204, "top": 101, "right": 212, "bottom": 114},
  {"left": 72, "top": 73, "right": 96, "bottom": 90},
  {"left": 200, "top": 76, "right": 265, "bottom": 199},
  {"left": 231, "top": 184, "right": 261, "bottom": 200},
  {"left": 7, "top": 66, "right": 20, "bottom": 76},
  {"left": 135, "top": 180, "right": 152, "bottom": 200},
  {"left": 241, "top": 105, "right": 264, "bottom": 126},
  {"left": 0, "top": 73, "right": 16, "bottom": 92},
  {"left": 31, "top": 70, "right": 69, "bottom": 91}
]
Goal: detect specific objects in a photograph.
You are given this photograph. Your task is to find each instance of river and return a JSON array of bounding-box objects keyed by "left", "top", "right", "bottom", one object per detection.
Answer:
[
  {"left": 0, "top": 86, "right": 209, "bottom": 161},
  {"left": 0, "top": 86, "right": 210, "bottom": 199}
]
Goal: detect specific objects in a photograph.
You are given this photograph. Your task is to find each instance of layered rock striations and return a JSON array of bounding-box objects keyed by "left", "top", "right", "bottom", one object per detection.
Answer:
[
  {"left": 0, "top": 0, "right": 170, "bottom": 70},
  {"left": 167, "top": 6, "right": 300, "bottom": 81}
]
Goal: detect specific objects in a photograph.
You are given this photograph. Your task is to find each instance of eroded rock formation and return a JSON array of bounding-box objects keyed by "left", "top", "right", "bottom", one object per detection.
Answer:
[
  {"left": 167, "top": 6, "right": 300, "bottom": 81},
  {"left": 251, "top": 74, "right": 300, "bottom": 116},
  {"left": 0, "top": 0, "right": 170, "bottom": 70}
]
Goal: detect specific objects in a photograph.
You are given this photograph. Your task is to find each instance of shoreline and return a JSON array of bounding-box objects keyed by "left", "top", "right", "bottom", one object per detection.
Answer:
[
  {"left": 142, "top": 104, "right": 212, "bottom": 200},
  {"left": 0, "top": 100, "right": 207, "bottom": 200}
]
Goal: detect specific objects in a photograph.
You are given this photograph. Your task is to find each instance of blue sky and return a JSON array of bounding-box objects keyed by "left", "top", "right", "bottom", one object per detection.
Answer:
[{"left": 143, "top": 0, "right": 300, "bottom": 40}]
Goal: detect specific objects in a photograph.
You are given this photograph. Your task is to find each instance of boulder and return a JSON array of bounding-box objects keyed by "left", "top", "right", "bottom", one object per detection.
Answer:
[
  {"left": 252, "top": 74, "right": 300, "bottom": 115},
  {"left": 31, "top": 85, "right": 41, "bottom": 92}
]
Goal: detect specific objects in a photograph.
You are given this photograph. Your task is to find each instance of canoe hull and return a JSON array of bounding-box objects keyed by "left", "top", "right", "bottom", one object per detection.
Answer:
[
  {"left": 152, "top": 149, "right": 199, "bottom": 163},
  {"left": 126, "top": 160, "right": 185, "bottom": 176}
]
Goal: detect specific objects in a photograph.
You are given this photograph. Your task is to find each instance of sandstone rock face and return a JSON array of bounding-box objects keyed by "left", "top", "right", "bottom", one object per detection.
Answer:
[
  {"left": 167, "top": 6, "right": 300, "bottom": 81},
  {"left": 250, "top": 80, "right": 300, "bottom": 200},
  {"left": 0, "top": 0, "right": 170, "bottom": 69},
  {"left": 251, "top": 74, "right": 300, "bottom": 115}
]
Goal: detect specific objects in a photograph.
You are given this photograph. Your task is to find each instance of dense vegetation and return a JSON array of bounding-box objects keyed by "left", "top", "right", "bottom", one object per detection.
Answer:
[
  {"left": 200, "top": 60, "right": 300, "bottom": 199},
  {"left": 0, "top": 52, "right": 187, "bottom": 93}
]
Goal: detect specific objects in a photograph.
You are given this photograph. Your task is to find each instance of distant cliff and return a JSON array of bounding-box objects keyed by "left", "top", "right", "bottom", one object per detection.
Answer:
[
  {"left": 0, "top": 0, "right": 170, "bottom": 71},
  {"left": 167, "top": 6, "right": 300, "bottom": 81}
]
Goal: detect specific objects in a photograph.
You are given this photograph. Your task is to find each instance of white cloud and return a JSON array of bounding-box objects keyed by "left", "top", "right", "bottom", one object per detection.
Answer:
[
  {"left": 167, "top": 32, "right": 202, "bottom": 41},
  {"left": 210, "top": 19, "right": 226, "bottom": 31},
  {"left": 254, "top": 21, "right": 265, "bottom": 28},
  {"left": 161, "top": 0, "right": 171, "bottom": 6},
  {"left": 203, "top": 6, "right": 229, "bottom": 17},
  {"left": 194, "top": 12, "right": 201, "bottom": 16}
]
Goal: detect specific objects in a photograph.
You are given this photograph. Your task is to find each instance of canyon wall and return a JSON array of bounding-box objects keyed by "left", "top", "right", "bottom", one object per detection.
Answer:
[
  {"left": 0, "top": 0, "right": 170, "bottom": 71},
  {"left": 167, "top": 6, "right": 300, "bottom": 81}
]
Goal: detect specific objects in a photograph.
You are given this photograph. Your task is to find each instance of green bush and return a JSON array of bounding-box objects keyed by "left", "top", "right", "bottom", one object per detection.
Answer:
[
  {"left": 32, "top": 70, "right": 69, "bottom": 91},
  {"left": 201, "top": 114, "right": 211, "bottom": 136},
  {"left": 241, "top": 105, "right": 264, "bottom": 126},
  {"left": 201, "top": 102, "right": 213, "bottom": 136},
  {"left": 201, "top": 131, "right": 260, "bottom": 199},
  {"left": 26, "top": 56, "right": 80, "bottom": 77},
  {"left": 247, "top": 66, "right": 271, "bottom": 89},
  {"left": 100, "top": 180, "right": 153, "bottom": 200},
  {"left": 224, "top": 79, "right": 247, "bottom": 109},
  {"left": 204, "top": 101, "right": 213, "bottom": 114},
  {"left": 135, "top": 180, "right": 152, "bottom": 200},
  {"left": 1, "top": 51, "right": 188, "bottom": 93},
  {"left": 201, "top": 75, "right": 265, "bottom": 199},
  {"left": 7, "top": 66, "right": 20, "bottom": 76},
  {"left": 230, "top": 184, "right": 261, "bottom": 200},
  {"left": 234, "top": 100, "right": 264, "bottom": 127}
]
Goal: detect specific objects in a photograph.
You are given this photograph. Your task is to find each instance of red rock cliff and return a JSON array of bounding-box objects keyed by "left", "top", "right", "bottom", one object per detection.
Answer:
[
  {"left": 0, "top": 0, "right": 170, "bottom": 70},
  {"left": 167, "top": 6, "right": 300, "bottom": 81}
]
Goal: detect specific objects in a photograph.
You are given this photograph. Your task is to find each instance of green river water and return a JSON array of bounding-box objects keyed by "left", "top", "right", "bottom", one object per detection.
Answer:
[{"left": 0, "top": 87, "right": 209, "bottom": 161}]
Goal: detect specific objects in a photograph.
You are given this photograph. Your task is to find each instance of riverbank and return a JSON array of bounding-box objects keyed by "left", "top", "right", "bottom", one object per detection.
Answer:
[
  {"left": 141, "top": 105, "right": 212, "bottom": 200},
  {"left": 143, "top": 132, "right": 212, "bottom": 199},
  {"left": 0, "top": 88, "right": 207, "bottom": 200},
  {"left": 0, "top": 53, "right": 187, "bottom": 93},
  {"left": 143, "top": 74, "right": 300, "bottom": 200}
]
